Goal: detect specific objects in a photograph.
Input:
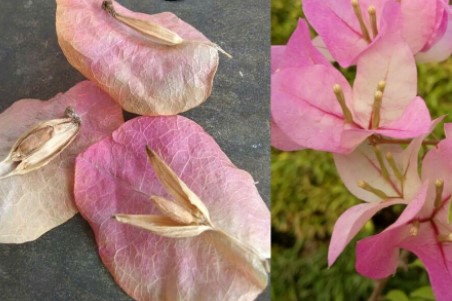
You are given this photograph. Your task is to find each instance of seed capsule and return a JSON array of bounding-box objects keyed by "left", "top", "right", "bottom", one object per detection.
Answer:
[
  {"left": 0, "top": 107, "right": 80, "bottom": 179},
  {"left": 101, "top": 0, "right": 232, "bottom": 58}
]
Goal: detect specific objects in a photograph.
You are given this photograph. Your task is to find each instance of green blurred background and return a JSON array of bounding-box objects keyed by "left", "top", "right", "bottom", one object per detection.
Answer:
[{"left": 271, "top": 1, "right": 452, "bottom": 300}]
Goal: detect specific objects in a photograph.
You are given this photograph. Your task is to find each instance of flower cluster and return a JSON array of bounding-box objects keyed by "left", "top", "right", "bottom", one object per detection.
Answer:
[{"left": 272, "top": 0, "right": 452, "bottom": 299}]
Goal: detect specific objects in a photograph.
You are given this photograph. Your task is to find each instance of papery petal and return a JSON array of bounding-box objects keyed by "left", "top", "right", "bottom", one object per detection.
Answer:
[
  {"left": 353, "top": 29, "right": 417, "bottom": 127},
  {"left": 0, "top": 81, "right": 123, "bottom": 243},
  {"left": 270, "top": 119, "right": 305, "bottom": 151},
  {"left": 271, "top": 46, "right": 285, "bottom": 74},
  {"left": 328, "top": 199, "right": 404, "bottom": 266},
  {"left": 56, "top": 0, "right": 219, "bottom": 116},
  {"left": 399, "top": 223, "right": 452, "bottom": 301},
  {"left": 421, "top": 2, "right": 449, "bottom": 51},
  {"left": 422, "top": 123, "right": 452, "bottom": 203},
  {"left": 416, "top": 13, "right": 452, "bottom": 63},
  {"left": 311, "top": 36, "right": 334, "bottom": 62},
  {"left": 271, "top": 65, "right": 354, "bottom": 153},
  {"left": 303, "top": 0, "right": 367, "bottom": 67},
  {"left": 356, "top": 183, "right": 429, "bottom": 278},
  {"left": 274, "top": 19, "right": 329, "bottom": 71},
  {"left": 374, "top": 97, "right": 432, "bottom": 139},
  {"left": 400, "top": 0, "right": 440, "bottom": 53},
  {"left": 74, "top": 116, "right": 270, "bottom": 301},
  {"left": 340, "top": 128, "right": 372, "bottom": 153}
]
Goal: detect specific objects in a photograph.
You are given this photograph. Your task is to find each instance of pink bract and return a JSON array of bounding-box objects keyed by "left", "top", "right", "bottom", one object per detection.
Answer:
[
  {"left": 74, "top": 116, "right": 270, "bottom": 301},
  {"left": 416, "top": 6, "right": 452, "bottom": 63},
  {"left": 56, "top": 0, "right": 220, "bottom": 116},
  {"left": 270, "top": 19, "right": 328, "bottom": 150},
  {"left": 0, "top": 81, "right": 123, "bottom": 243}
]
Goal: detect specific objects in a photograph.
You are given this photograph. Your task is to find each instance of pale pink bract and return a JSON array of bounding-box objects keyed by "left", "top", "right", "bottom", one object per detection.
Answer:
[
  {"left": 56, "top": 0, "right": 220, "bottom": 116},
  {"left": 74, "top": 116, "right": 270, "bottom": 301},
  {"left": 0, "top": 81, "right": 124, "bottom": 243},
  {"left": 271, "top": 21, "right": 431, "bottom": 154}
]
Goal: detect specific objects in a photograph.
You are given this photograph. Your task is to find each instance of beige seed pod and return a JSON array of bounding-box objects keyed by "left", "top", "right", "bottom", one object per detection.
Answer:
[
  {"left": 101, "top": 0, "right": 232, "bottom": 58},
  {"left": 0, "top": 107, "right": 81, "bottom": 179}
]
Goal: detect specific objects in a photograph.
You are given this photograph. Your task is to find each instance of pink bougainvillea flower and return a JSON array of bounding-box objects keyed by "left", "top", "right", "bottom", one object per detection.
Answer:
[
  {"left": 303, "top": 0, "right": 449, "bottom": 67},
  {"left": 271, "top": 26, "right": 431, "bottom": 154},
  {"left": 74, "top": 116, "right": 270, "bottom": 301},
  {"left": 0, "top": 81, "right": 123, "bottom": 243},
  {"left": 328, "top": 126, "right": 430, "bottom": 265},
  {"left": 355, "top": 125, "right": 452, "bottom": 301},
  {"left": 56, "top": 0, "right": 226, "bottom": 116}
]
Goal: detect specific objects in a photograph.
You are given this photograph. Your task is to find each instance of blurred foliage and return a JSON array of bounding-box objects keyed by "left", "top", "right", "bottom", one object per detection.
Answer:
[{"left": 271, "top": 0, "right": 452, "bottom": 300}]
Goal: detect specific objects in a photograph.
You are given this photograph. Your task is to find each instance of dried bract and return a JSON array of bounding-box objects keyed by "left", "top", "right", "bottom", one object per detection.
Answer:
[
  {"left": 74, "top": 116, "right": 270, "bottom": 300},
  {"left": 0, "top": 107, "right": 80, "bottom": 179},
  {"left": 0, "top": 81, "right": 124, "bottom": 244},
  {"left": 56, "top": 0, "right": 225, "bottom": 115}
]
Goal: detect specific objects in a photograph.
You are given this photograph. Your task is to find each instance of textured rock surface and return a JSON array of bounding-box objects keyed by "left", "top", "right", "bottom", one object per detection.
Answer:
[{"left": 0, "top": 0, "right": 269, "bottom": 300}]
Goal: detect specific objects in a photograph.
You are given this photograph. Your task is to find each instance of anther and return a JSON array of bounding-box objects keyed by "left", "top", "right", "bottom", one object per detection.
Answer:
[
  {"left": 377, "top": 80, "right": 386, "bottom": 93},
  {"left": 371, "top": 91, "right": 383, "bottom": 129},
  {"left": 333, "top": 84, "right": 353, "bottom": 123},
  {"left": 409, "top": 221, "right": 419, "bottom": 236},
  {"left": 435, "top": 179, "right": 444, "bottom": 208},
  {"left": 373, "top": 145, "right": 390, "bottom": 180},
  {"left": 367, "top": 6, "right": 378, "bottom": 38},
  {"left": 385, "top": 152, "right": 404, "bottom": 183},
  {"left": 438, "top": 233, "right": 452, "bottom": 242},
  {"left": 352, "top": 0, "right": 371, "bottom": 43},
  {"left": 358, "top": 180, "right": 390, "bottom": 199}
]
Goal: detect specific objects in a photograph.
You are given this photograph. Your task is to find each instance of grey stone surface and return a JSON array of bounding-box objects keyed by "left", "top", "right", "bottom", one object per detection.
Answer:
[{"left": 0, "top": 0, "right": 270, "bottom": 300}]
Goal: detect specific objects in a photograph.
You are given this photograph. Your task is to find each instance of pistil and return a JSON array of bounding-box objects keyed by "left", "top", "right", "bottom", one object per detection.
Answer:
[
  {"left": 351, "top": 0, "right": 371, "bottom": 43},
  {"left": 367, "top": 6, "right": 378, "bottom": 38},
  {"left": 333, "top": 84, "right": 353, "bottom": 123},
  {"left": 358, "top": 180, "right": 390, "bottom": 199}
]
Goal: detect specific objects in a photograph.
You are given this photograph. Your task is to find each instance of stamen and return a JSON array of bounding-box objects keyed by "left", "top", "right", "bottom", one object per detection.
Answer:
[
  {"left": 358, "top": 180, "right": 390, "bottom": 199},
  {"left": 438, "top": 233, "right": 452, "bottom": 242},
  {"left": 377, "top": 80, "right": 386, "bottom": 93},
  {"left": 385, "top": 152, "right": 404, "bottom": 183},
  {"left": 373, "top": 145, "right": 390, "bottom": 181},
  {"left": 371, "top": 91, "right": 383, "bottom": 129},
  {"left": 434, "top": 179, "right": 444, "bottom": 208},
  {"left": 409, "top": 220, "right": 419, "bottom": 236},
  {"left": 367, "top": 6, "right": 378, "bottom": 38},
  {"left": 333, "top": 84, "right": 353, "bottom": 123},
  {"left": 351, "top": 0, "right": 371, "bottom": 43}
]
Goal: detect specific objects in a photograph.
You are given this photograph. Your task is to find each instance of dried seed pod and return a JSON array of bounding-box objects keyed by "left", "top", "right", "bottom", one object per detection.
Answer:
[
  {"left": 102, "top": 0, "right": 184, "bottom": 46},
  {"left": 0, "top": 107, "right": 80, "bottom": 179},
  {"left": 101, "top": 0, "right": 231, "bottom": 56}
]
